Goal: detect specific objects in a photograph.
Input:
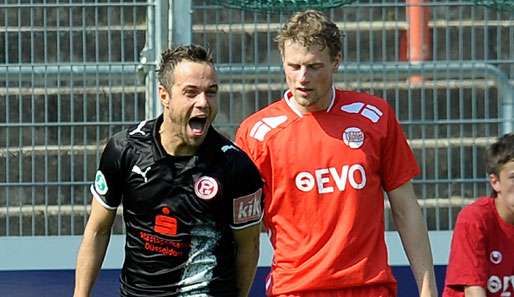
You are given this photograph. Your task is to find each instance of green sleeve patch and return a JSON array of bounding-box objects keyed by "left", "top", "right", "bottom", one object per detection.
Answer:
[{"left": 94, "top": 170, "right": 109, "bottom": 195}]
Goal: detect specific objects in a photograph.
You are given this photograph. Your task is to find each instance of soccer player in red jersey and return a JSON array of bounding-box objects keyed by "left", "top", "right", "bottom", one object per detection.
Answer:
[
  {"left": 443, "top": 133, "right": 514, "bottom": 297},
  {"left": 236, "top": 10, "right": 438, "bottom": 297}
]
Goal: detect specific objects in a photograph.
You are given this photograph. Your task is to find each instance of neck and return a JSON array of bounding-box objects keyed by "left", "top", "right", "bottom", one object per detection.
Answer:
[
  {"left": 293, "top": 98, "right": 328, "bottom": 114},
  {"left": 288, "top": 85, "right": 334, "bottom": 115},
  {"left": 159, "top": 117, "right": 197, "bottom": 156},
  {"left": 495, "top": 198, "right": 514, "bottom": 225}
]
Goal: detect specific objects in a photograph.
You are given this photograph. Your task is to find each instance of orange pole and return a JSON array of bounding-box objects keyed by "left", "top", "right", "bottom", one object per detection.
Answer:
[{"left": 406, "top": 0, "right": 430, "bottom": 84}]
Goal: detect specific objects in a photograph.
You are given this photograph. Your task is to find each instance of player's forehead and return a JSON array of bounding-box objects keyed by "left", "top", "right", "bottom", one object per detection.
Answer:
[
  {"left": 498, "top": 160, "right": 514, "bottom": 175},
  {"left": 282, "top": 40, "right": 331, "bottom": 64},
  {"left": 172, "top": 60, "right": 218, "bottom": 89}
]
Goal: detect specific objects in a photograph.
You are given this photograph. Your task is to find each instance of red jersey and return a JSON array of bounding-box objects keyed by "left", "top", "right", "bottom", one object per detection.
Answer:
[
  {"left": 443, "top": 197, "right": 514, "bottom": 297},
  {"left": 236, "top": 88, "right": 419, "bottom": 296}
]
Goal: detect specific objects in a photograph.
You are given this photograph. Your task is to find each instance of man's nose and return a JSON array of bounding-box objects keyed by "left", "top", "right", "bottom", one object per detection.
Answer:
[
  {"left": 195, "top": 92, "right": 209, "bottom": 109},
  {"left": 299, "top": 66, "right": 310, "bottom": 82}
]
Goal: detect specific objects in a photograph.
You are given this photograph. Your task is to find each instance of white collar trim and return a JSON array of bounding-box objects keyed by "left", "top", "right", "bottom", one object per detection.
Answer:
[{"left": 283, "top": 85, "right": 336, "bottom": 118}]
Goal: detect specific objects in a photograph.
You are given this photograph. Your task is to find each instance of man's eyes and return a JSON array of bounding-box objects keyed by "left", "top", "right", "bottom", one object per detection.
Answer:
[
  {"left": 183, "top": 90, "right": 217, "bottom": 97},
  {"left": 288, "top": 64, "right": 323, "bottom": 70}
]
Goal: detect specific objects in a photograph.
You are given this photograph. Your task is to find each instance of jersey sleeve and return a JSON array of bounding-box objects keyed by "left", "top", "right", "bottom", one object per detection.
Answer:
[
  {"left": 380, "top": 104, "right": 420, "bottom": 192},
  {"left": 226, "top": 148, "right": 264, "bottom": 230},
  {"left": 90, "top": 134, "right": 125, "bottom": 210},
  {"left": 444, "top": 209, "right": 488, "bottom": 291}
]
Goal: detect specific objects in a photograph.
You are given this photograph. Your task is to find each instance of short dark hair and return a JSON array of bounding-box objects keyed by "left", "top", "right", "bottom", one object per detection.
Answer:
[
  {"left": 275, "top": 10, "right": 342, "bottom": 60},
  {"left": 486, "top": 133, "right": 514, "bottom": 197},
  {"left": 157, "top": 44, "right": 214, "bottom": 91}
]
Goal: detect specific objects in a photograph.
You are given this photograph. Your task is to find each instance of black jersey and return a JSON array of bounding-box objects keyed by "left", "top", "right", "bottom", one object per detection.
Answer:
[{"left": 91, "top": 115, "right": 263, "bottom": 297}]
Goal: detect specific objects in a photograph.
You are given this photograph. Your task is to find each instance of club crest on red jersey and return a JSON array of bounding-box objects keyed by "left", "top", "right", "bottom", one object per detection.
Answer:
[
  {"left": 343, "top": 127, "right": 365, "bottom": 149},
  {"left": 490, "top": 250, "right": 502, "bottom": 264},
  {"left": 194, "top": 176, "right": 219, "bottom": 200}
]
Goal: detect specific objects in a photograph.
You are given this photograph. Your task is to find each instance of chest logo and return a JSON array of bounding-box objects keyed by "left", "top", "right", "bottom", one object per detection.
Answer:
[
  {"left": 343, "top": 127, "right": 365, "bottom": 149},
  {"left": 341, "top": 102, "right": 383, "bottom": 123},
  {"left": 132, "top": 165, "right": 151, "bottom": 183},
  {"left": 490, "top": 250, "right": 502, "bottom": 264},
  {"left": 194, "top": 176, "right": 218, "bottom": 200},
  {"left": 153, "top": 207, "right": 177, "bottom": 236}
]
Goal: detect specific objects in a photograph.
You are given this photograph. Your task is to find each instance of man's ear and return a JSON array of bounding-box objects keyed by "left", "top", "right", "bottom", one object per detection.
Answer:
[
  {"left": 489, "top": 173, "right": 501, "bottom": 193},
  {"left": 332, "top": 52, "right": 342, "bottom": 72},
  {"left": 159, "top": 85, "right": 170, "bottom": 108}
]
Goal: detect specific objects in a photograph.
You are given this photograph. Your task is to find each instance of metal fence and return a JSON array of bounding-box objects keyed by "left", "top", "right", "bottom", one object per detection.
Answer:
[
  {"left": 1, "top": 0, "right": 513, "bottom": 236},
  {"left": 191, "top": 0, "right": 513, "bottom": 231},
  {"left": 0, "top": 0, "right": 159, "bottom": 236}
]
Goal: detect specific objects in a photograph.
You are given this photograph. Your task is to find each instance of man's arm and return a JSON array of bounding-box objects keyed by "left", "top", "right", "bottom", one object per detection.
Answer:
[
  {"left": 73, "top": 197, "right": 117, "bottom": 297},
  {"left": 232, "top": 223, "right": 261, "bottom": 297},
  {"left": 464, "top": 286, "right": 487, "bottom": 297},
  {"left": 388, "top": 181, "right": 438, "bottom": 297}
]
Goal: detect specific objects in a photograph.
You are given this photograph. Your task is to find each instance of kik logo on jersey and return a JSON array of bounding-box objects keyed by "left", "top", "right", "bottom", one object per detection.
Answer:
[{"left": 233, "top": 188, "right": 262, "bottom": 225}]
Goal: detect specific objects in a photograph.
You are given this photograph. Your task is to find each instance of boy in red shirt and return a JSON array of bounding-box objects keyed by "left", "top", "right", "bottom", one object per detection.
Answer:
[{"left": 444, "top": 133, "right": 514, "bottom": 297}]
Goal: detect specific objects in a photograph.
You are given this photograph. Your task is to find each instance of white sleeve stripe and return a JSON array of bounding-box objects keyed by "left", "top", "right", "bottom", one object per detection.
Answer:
[
  {"left": 90, "top": 184, "right": 118, "bottom": 210},
  {"left": 230, "top": 211, "right": 263, "bottom": 230}
]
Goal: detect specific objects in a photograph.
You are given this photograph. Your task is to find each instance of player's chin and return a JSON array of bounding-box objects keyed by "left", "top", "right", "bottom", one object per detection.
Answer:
[
  {"left": 185, "top": 132, "right": 208, "bottom": 147},
  {"left": 297, "top": 97, "right": 317, "bottom": 107}
]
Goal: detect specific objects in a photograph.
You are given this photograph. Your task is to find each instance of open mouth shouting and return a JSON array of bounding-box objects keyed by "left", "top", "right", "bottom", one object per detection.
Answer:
[{"left": 188, "top": 114, "right": 209, "bottom": 137}]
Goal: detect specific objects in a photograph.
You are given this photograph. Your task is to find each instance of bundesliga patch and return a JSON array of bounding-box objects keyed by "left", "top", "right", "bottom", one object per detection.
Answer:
[
  {"left": 94, "top": 170, "right": 108, "bottom": 195},
  {"left": 342, "top": 127, "right": 364, "bottom": 149},
  {"left": 233, "top": 188, "right": 262, "bottom": 225},
  {"left": 194, "top": 176, "right": 219, "bottom": 200}
]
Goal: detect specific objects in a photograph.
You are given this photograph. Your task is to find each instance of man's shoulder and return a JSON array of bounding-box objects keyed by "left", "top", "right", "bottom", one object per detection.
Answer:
[
  {"left": 238, "top": 99, "right": 292, "bottom": 143},
  {"left": 103, "top": 118, "right": 157, "bottom": 155},
  {"left": 336, "top": 88, "right": 387, "bottom": 102},
  {"left": 125, "top": 118, "right": 157, "bottom": 141},
  {"left": 335, "top": 89, "right": 391, "bottom": 112},
  {"left": 207, "top": 128, "right": 253, "bottom": 162},
  {"left": 240, "top": 99, "right": 288, "bottom": 125}
]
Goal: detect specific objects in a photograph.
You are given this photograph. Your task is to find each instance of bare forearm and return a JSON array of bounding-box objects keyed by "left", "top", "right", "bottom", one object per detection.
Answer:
[
  {"left": 464, "top": 286, "right": 487, "bottom": 297},
  {"left": 73, "top": 230, "right": 111, "bottom": 297},
  {"left": 235, "top": 247, "right": 259, "bottom": 297},
  {"left": 394, "top": 206, "right": 438, "bottom": 297}
]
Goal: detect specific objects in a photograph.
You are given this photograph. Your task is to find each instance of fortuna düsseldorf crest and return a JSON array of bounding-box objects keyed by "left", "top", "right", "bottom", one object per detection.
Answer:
[{"left": 194, "top": 176, "right": 218, "bottom": 200}]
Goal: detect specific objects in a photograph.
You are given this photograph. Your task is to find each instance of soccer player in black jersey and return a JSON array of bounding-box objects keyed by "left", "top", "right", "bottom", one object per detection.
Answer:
[{"left": 73, "top": 44, "right": 263, "bottom": 297}]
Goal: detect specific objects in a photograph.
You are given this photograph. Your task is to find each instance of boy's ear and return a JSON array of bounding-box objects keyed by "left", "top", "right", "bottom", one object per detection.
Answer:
[{"left": 489, "top": 173, "right": 500, "bottom": 193}]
